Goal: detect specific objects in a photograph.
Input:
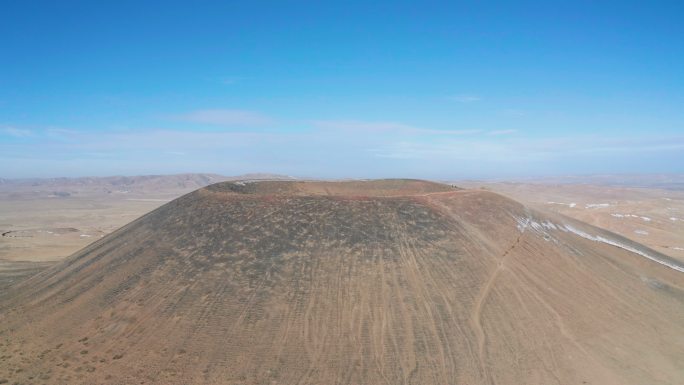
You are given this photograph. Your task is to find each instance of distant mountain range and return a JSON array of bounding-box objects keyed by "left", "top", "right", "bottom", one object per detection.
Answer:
[
  {"left": 453, "top": 174, "right": 684, "bottom": 190},
  {"left": 0, "top": 173, "right": 298, "bottom": 196}
]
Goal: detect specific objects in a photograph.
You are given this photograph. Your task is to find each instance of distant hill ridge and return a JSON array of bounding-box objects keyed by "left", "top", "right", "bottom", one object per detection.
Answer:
[{"left": 0, "top": 173, "right": 297, "bottom": 194}]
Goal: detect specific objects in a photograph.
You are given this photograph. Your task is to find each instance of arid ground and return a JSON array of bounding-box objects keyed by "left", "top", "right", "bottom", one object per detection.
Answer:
[
  {"left": 455, "top": 179, "right": 684, "bottom": 263},
  {"left": 0, "top": 174, "right": 295, "bottom": 287},
  {"left": 0, "top": 174, "right": 232, "bottom": 260},
  {"left": 0, "top": 179, "right": 682, "bottom": 384}
]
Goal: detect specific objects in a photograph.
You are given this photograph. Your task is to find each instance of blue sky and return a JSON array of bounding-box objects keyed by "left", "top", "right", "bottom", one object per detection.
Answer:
[{"left": 1, "top": 1, "right": 683, "bottom": 179}]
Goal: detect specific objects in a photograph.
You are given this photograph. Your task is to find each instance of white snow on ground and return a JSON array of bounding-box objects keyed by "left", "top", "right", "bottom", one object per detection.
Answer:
[
  {"left": 634, "top": 230, "right": 649, "bottom": 235},
  {"left": 547, "top": 201, "right": 577, "bottom": 208},
  {"left": 674, "top": 247, "right": 684, "bottom": 251},
  {"left": 80, "top": 234, "right": 92, "bottom": 238},
  {"left": 514, "top": 216, "right": 530, "bottom": 232},
  {"left": 511, "top": 213, "right": 684, "bottom": 273},
  {"left": 514, "top": 216, "right": 556, "bottom": 233},
  {"left": 512, "top": 215, "right": 558, "bottom": 243},
  {"left": 560, "top": 225, "right": 684, "bottom": 273},
  {"left": 670, "top": 217, "right": 680, "bottom": 221},
  {"left": 611, "top": 213, "right": 652, "bottom": 221},
  {"left": 530, "top": 220, "right": 558, "bottom": 232},
  {"left": 585, "top": 203, "right": 610, "bottom": 209}
]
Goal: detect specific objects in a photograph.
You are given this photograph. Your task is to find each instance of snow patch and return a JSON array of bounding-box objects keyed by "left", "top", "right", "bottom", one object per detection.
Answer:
[
  {"left": 514, "top": 216, "right": 530, "bottom": 233},
  {"left": 512, "top": 214, "right": 683, "bottom": 273},
  {"left": 610, "top": 213, "right": 652, "bottom": 221},
  {"left": 585, "top": 203, "right": 610, "bottom": 209},
  {"left": 634, "top": 230, "right": 649, "bottom": 235},
  {"left": 547, "top": 201, "right": 577, "bottom": 208},
  {"left": 560, "top": 225, "right": 684, "bottom": 273},
  {"left": 512, "top": 215, "right": 558, "bottom": 243}
]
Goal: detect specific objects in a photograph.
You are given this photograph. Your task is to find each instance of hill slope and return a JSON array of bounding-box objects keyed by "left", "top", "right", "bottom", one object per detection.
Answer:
[{"left": 0, "top": 180, "right": 682, "bottom": 384}]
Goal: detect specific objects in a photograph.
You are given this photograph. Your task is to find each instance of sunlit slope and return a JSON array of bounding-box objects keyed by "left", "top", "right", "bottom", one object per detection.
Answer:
[{"left": 1, "top": 180, "right": 682, "bottom": 384}]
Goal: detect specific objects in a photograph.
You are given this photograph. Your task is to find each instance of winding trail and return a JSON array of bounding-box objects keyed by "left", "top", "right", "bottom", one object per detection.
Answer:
[{"left": 470, "top": 230, "right": 525, "bottom": 384}]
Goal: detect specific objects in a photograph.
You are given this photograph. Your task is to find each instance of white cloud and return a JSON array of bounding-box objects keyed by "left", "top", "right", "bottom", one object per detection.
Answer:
[
  {"left": 418, "top": 128, "right": 483, "bottom": 135},
  {"left": 1, "top": 127, "right": 33, "bottom": 137},
  {"left": 313, "top": 120, "right": 415, "bottom": 132},
  {"left": 370, "top": 140, "right": 519, "bottom": 161},
  {"left": 488, "top": 129, "right": 517, "bottom": 136},
  {"left": 312, "top": 120, "right": 482, "bottom": 136},
  {"left": 2, "top": 120, "right": 682, "bottom": 178},
  {"left": 177, "top": 109, "right": 273, "bottom": 126},
  {"left": 369, "top": 134, "right": 684, "bottom": 162}
]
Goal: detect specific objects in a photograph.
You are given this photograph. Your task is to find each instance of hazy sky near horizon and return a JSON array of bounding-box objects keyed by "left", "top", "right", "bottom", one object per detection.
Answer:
[{"left": 1, "top": 1, "right": 683, "bottom": 179}]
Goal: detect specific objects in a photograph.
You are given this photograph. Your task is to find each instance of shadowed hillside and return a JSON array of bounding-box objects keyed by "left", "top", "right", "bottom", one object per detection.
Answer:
[{"left": 0, "top": 180, "right": 682, "bottom": 384}]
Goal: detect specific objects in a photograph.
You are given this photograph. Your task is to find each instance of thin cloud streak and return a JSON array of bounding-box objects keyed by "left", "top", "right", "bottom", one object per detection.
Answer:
[
  {"left": 489, "top": 129, "right": 517, "bottom": 136},
  {"left": 2, "top": 124, "right": 682, "bottom": 178},
  {"left": 1, "top": 127, "right": 33, "bottom": 137},
  {"left": 312, "top": 120, "right": 482, "bottom": 136},
  {"left": 370, "top": 135, "right": 684, "bottom": 161}
]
